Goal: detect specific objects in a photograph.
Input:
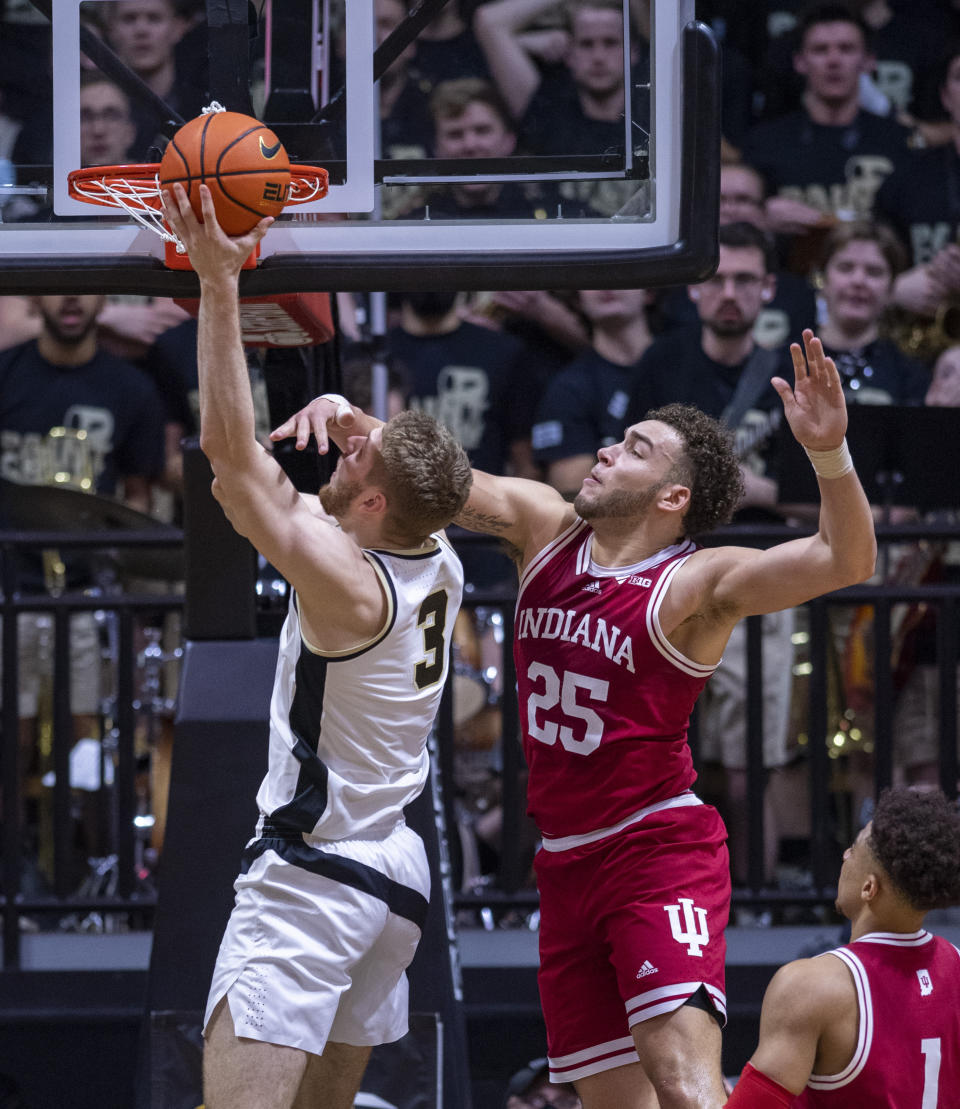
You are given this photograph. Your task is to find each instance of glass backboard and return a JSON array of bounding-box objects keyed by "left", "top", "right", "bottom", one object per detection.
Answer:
[{"left": 0, "top": 0, "right": 719, "bottom": 294}]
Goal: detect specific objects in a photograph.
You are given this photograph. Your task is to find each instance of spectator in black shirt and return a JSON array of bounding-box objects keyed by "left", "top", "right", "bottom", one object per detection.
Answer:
[
  {"left": 401, "top": 78, "right": 554, "bottom": 220},
  {"left": 374, "top": 0, "right": 435, "bottom": 218},
  {"left": 375, "top": 0, "right": 434, "bottom": 160},
  {"left": 742, "top": 3, "right": 912, "bottom": 270},
  {"left": 103, "top": 0, "right": 207, "bottom": 160},
  {"left": 876, "top": 41, "right": 960, "bottom": 328},
  {"left": 408, "top": 0, "right": 491, "bottom": 94},
  {"left": 79, "top": 73, "right": 137, "bottom": 168},
  {"left": 755, "top": 0, "right": 948, "bottom": 144},
  {"left": 532, "top": 287, "right": 653, "bottom": 500},
  {"left": 474, "top": 0, "right": 649, "bottom": 217},
  {"left": 385, "top": 290, "right": 537, "bottom": 481},
  {"left": 814, "top": 220, "right": 929, "bottom": 402},
  {"left": 383, "top": 289, "right": 538, "bottom": 588},
  {"left": 659, "top": 163, "right": 818, "bottom": 350}
]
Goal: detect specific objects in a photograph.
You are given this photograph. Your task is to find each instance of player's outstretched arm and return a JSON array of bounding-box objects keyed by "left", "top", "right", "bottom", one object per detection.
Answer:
[
  {"left": 690, "top": 330, "right": 876, "bottom": 621},
  {"left": 455, "top": 467, "right": 575, "bottom": 570},
  {"left": 159, "top": 186, "right": 384, "bottom": 629},
  {"left": 160, "top": 182, "right": 272, "bottom": 475}
]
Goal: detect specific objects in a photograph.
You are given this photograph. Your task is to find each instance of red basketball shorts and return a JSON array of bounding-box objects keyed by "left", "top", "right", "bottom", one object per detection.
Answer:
[{"left": 534, "top": 802, "right": 730, "bottom": 1084}]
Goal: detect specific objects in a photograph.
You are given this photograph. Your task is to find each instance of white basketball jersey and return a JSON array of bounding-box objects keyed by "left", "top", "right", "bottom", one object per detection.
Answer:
[{"left": 255, "top": 534, "right": 463, "bottom": 841}]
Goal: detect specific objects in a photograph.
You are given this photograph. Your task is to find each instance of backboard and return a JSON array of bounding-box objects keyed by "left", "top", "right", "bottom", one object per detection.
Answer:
[{"left": 0, "top": 0, "right": 720, "bottom": 294}]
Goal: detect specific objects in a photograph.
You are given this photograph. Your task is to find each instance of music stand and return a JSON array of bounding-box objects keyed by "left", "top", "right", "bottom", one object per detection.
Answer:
[{"left": 777, "top": 405, "right": 960, "bottom": 514}]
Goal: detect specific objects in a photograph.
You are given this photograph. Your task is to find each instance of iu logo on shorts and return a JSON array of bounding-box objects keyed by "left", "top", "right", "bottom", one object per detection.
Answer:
[{"left": 664, "top": 897, "right": 709, "bottom": 956}]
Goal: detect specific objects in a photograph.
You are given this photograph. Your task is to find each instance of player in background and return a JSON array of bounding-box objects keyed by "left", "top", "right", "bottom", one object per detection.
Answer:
[
  {"left": 159, "top": 184, "right": 473, "bottom": 1109},
  {"left": 276, "top": 328, "right": 876, "bottom": 1108},
  {"left": 726, "top": 786, "right": 960, "bottom": 1107}
]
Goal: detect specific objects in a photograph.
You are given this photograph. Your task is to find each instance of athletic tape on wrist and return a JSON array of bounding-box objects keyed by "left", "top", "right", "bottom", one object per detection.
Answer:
[
  {"left": 803, "top": 438, "right": 853, "bottom": 479},
  {"left": 320, "top": 392, "right": 352, "bottom": 424}
]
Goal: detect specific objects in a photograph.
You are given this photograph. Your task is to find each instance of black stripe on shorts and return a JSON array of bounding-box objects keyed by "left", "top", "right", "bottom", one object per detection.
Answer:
[{"left": 241, "top": 831, "right": 429, "bottom": 930}]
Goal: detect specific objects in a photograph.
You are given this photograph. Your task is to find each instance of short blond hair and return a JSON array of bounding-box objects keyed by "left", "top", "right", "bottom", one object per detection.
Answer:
[
  {"left": 429, "top": 78, "right": 513, "bottom": 131},
  {"left": 373, "top": 410, "right": 472, "bottom": 544}
]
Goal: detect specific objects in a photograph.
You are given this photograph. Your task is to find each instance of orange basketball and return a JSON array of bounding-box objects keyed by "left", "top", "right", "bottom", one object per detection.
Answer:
[{"left": 159, "top": 111, "right": 291, "bottom": 236}]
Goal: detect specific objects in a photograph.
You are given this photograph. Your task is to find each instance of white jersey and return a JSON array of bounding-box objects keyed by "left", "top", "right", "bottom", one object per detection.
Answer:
[{"left": 255, "top": 534, "right": 463, "bottom": 841}]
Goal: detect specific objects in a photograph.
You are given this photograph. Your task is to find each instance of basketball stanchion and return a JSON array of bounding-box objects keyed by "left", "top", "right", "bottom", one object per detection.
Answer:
[{"left": 67, "top": 104, "right": 333, "bottom": 346}]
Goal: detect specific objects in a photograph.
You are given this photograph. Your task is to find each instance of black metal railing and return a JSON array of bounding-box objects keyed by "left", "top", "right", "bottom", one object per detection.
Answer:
[
  {"left": 1, "top": 530, "right": 183, "bottom": 969},
  {"left": 3, "top": 522, "right": 959, "bottom": 966}
]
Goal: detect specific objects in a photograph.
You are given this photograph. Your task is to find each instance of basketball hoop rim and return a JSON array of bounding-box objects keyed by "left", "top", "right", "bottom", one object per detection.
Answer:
[{"left": 67, "top": 162, "right": 330, "bottom": 212}]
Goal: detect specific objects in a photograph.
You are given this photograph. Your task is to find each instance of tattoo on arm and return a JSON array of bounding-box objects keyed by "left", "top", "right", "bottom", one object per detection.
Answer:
[{"left": 454, "top": 504, "right": 515, "bottom": 535}]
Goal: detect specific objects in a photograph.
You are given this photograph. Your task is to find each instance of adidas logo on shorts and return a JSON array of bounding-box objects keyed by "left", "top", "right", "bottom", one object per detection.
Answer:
[{"left": 636, "top": 960, "right": 658, "bottom": 979}]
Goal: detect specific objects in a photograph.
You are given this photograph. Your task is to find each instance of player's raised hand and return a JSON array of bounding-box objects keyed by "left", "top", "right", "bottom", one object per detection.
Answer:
[
  {"left": 270, "top": 395, "right": 356, "bottom": 454},
  {"left": 159, "top": 183, "right": 272, "bottom": 279},
  {"left": 771, "top": 328, "right": 848, "bottom": 451}
]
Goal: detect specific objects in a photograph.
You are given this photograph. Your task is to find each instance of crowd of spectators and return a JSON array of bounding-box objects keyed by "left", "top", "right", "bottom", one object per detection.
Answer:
[{"left": 2, "top": 0, "right": 960, "bottom": 908}]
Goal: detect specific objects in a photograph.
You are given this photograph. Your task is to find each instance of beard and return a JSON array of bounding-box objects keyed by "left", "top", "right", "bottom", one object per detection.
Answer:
[
  {"left": 40, "top": 312, "right": 98, "bottom": 347},
  {"left": 318, "top": 476, "right": 364, "bottom": 519},
  {"left": 574, "top": 482, "right": 662, "bottom": 520},
  {"left": 705, "top": 315, "right": 752, "bottom": 339}
]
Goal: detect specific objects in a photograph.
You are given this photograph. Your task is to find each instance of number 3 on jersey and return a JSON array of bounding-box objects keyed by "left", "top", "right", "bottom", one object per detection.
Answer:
[
  {"left": 415, "top": 590, "right": 448, "bottom": 690},
  {"left": 527, "top": 662, "right": 608, "bottom": 754}
]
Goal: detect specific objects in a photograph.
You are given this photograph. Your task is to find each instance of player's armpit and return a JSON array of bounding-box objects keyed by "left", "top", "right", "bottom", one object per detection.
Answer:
[{"left": 725, "top": 1064, "right": 795, "bottom": 1108}]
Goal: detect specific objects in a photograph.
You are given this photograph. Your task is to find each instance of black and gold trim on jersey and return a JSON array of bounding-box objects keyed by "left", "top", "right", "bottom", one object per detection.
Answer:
[
  {"left": 368, "top": 538, "right": 444, "bottom": 561},
  {"left": 297, "top": 553, "right": 399, "bottom": 661},
  {"left": 241, "top": 825, "right": 429, "bottom": 928}
]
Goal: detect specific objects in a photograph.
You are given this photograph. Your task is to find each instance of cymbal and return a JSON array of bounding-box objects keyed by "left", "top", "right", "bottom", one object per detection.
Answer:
[{"left": 0, "top": 477, "right": 184, "bottom": 579}]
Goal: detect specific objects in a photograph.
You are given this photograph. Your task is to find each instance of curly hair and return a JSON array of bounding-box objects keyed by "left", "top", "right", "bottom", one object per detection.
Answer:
[
  {"left": 645, "top": 404, "right": 744, "bottom": 537},
  {"left": 868, "top": 787, "right": 960, "bottom": 912},
  {"left": 374, "top": 410, "right": 473, "bottom": 544}
]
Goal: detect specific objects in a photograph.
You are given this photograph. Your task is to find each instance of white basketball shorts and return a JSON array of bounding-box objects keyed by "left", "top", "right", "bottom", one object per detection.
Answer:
[{"left": 203, "top": 819, "right": 430, "bottom": 1055}]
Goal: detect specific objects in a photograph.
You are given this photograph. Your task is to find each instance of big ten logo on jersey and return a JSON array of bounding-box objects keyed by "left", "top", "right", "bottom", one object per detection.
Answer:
[
  {"left": 664, "top": 897, "right": 709, "bottom": 957},
  {"left": 262, "top": 180, "right": 289, "bottom": 203},
  {"left": 778, "top": 153, "right": 894, "bottom": 221},
  {"left": 917, "top": 968, "right": 933, "bottom": 997}
]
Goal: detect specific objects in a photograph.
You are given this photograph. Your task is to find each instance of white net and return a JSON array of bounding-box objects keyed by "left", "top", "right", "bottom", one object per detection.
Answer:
[{"left": 69, "top": 170, "right": 185, "bottom": 251}]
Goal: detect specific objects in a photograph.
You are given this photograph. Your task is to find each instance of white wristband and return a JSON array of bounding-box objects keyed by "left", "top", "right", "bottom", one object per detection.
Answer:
[
  {"left": 803, "top": 438, "right": 853, "bottom": 480},
  {"left": 320, "top": 392, "right": 353, "bottom": 425}
]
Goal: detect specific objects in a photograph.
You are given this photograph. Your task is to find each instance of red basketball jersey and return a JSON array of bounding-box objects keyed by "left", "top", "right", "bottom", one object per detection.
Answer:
[
  {"left": 796, "top": 930, "right": 960, "bottom": 1108},
  {"left": 514, "top": 519, "right": 716, "bottom": 840}
]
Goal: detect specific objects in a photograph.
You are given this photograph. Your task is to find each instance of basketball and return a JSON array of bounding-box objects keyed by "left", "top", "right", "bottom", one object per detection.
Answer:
[{"left": 159, "top": 111, "right": 291, "bottom": 236}]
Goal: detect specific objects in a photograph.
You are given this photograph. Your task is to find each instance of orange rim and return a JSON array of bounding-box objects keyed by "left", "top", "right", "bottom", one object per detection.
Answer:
[
  {"left": 288, "top": 164, "right": 330, "bottom": 203},
  {"left": 67, "top": 163, "right": 329, "bottom": 210}
]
